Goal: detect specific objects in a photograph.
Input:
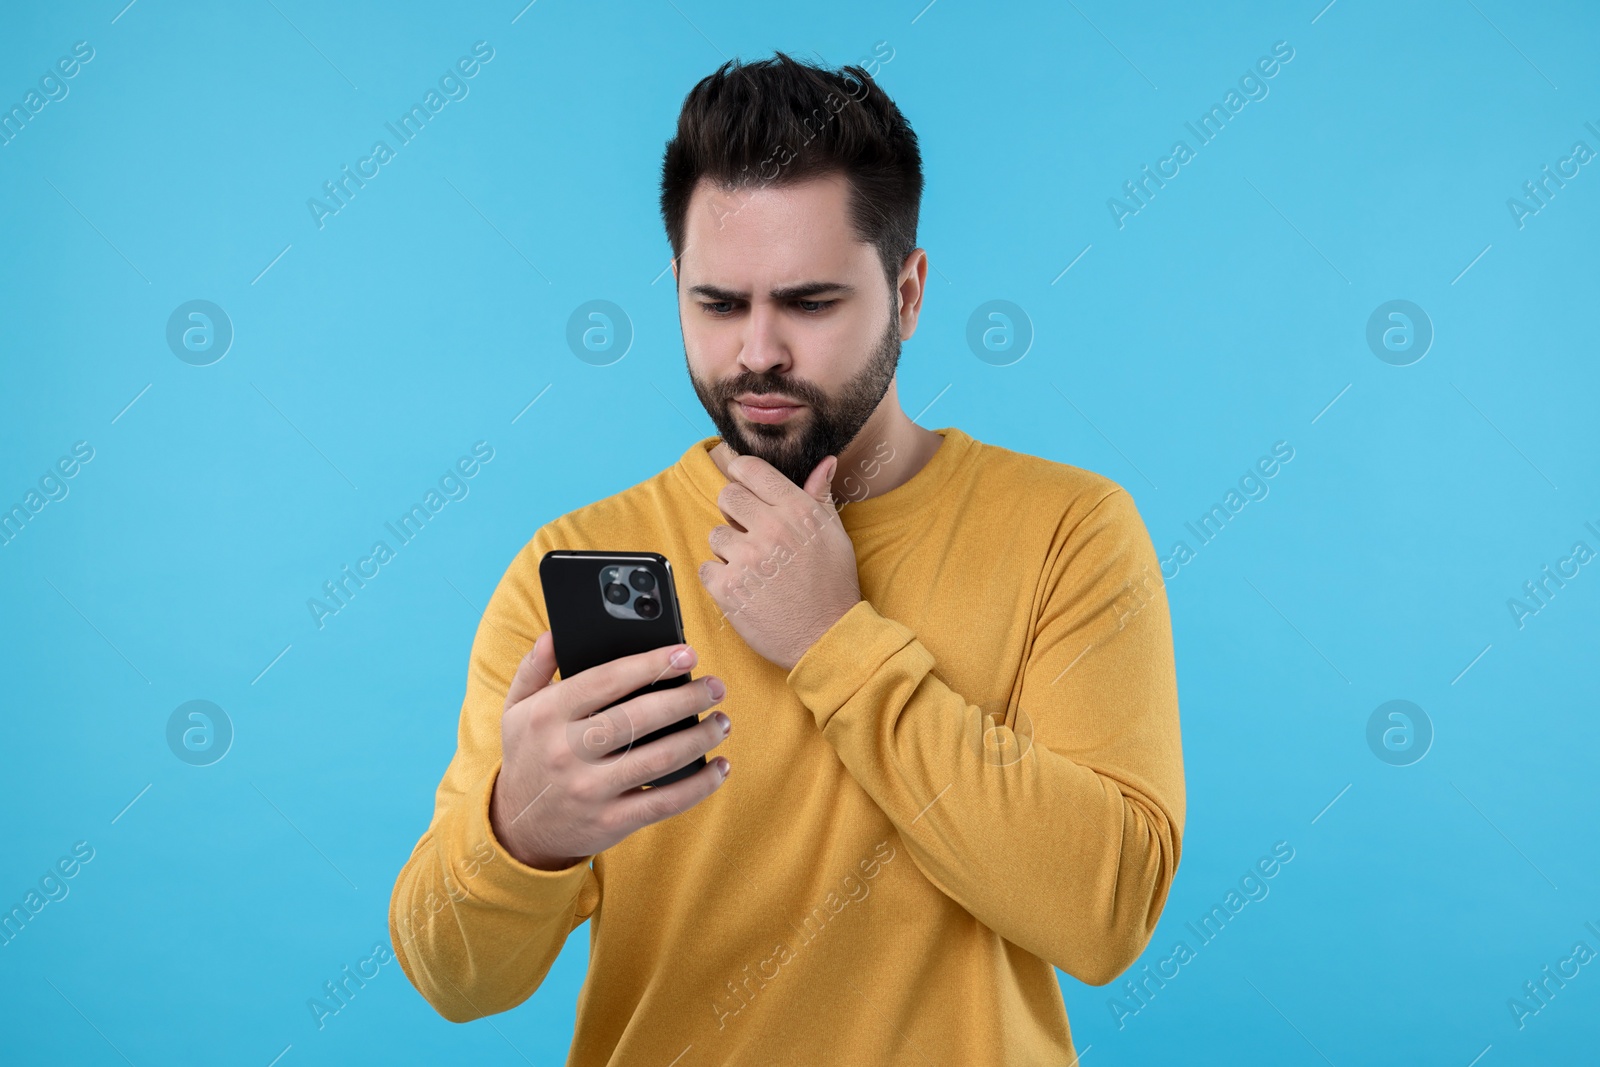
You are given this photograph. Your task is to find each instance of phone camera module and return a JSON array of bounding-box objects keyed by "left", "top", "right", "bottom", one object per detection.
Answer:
[
  {"left": 629, "top": 567, "right": 657, "bottom": 592},
  {"left": 603, "top": 582, "right": 630, "bottom": 605},
  {"left": 634, "top": 595, "right": 660, "bottom": 619}
]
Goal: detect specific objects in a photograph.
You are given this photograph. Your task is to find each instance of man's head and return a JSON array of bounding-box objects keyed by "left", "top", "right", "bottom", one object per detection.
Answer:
[{"left": 660, "top": 52, "right": 925, "bottom": 487}]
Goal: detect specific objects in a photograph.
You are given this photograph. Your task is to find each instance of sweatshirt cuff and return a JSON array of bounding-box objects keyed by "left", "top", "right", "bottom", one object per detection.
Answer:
[
  {"left": 786, "top": 599, "right": 925, "bottom": 730},
  {"left": 448, "top": 761, "right": 593, "bottom": 911}
]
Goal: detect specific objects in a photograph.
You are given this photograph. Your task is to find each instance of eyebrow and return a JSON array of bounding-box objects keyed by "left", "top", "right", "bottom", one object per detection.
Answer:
[{"left": 687, "top": 281, "right": 857, "bottom": 302}]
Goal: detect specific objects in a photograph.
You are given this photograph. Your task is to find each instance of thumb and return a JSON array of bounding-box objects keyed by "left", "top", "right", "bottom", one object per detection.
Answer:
[
  {"left": 804, "top": 455, "right": 838, "bottom": 507},
  {"left": 504, "top": 630, "right": 558, "bottom": 710}
]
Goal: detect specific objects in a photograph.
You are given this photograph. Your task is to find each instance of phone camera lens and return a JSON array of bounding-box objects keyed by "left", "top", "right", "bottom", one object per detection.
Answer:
[
  {"left": 603, "top": 582, "right": 630, "bottom": 605},
  {"left": 635, "top": 596, "right": 660, "bottom": 619},
  {"left": 629, "top": 567, "right": 657, "bottom": 592}
]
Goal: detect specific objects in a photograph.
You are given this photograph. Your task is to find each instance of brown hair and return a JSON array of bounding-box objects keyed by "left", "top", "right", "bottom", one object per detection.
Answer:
[{"left": 659, "top": 50, "right": 923, "bottom": 295}]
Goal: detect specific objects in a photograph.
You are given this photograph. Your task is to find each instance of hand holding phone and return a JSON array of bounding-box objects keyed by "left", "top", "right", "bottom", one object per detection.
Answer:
[
  {"left": 489, "top": 636, "right": 731, "bottom": 871},
  {"left": 487, "top": 552, "right": 732, "bottom": 871},
  {"left": 538, "top": 552, "right": 708, "bottom": 786}
]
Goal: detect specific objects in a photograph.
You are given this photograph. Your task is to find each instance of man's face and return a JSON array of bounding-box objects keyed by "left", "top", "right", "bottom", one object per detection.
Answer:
[{"left": 674, "top": 173, "right": 903, "bottom": 488}]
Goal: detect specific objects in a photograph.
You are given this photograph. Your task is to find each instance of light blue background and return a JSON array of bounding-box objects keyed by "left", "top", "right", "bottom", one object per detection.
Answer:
[{"left": 2, "top": 1, "right": 1597, "bottom": 1064}]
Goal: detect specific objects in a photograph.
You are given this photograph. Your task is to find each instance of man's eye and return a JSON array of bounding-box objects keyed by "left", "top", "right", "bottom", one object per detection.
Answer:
[
  {"left": 701, "top": 302, "right": 735, "bottom": 316},
  {"left": 797, "top": 300, "right": 835, "bottom": 313}
]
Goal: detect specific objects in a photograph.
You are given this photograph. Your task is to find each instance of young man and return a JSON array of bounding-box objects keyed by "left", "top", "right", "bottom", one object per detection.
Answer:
[{"left": 390, "top": 52, "right": 1184, "bottom": 1064}]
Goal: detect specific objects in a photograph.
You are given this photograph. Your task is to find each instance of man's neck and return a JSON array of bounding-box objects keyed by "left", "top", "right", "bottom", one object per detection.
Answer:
[{"left": 709, "top": 380, "right": 944, "bottom": 504}]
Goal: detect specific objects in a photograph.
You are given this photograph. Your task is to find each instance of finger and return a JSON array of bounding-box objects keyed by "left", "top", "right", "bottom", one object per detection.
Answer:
[
  {"left": 504, "top": 631, "right": 558, "bottom": 711},
  {"left": 726, "top": 452, "right": 796, "bottom": 506},
  {"left": 549, "top": 641, "right": 698, "bottom": 722},
  {"left": 572, "top": 675, "right": 724, "bottom": 761},
  {"left": 707, "top": 523, "right": 740, "bottom": 563},
  {"left": 716, "top": 481, "right": 764, "bottom": 531},
  {"left": 610, "top": 755, "right": 730, "bottom": 833},
  {"left": 710, "top": 441, "right": 739, "bottom": 472},
  {"left": 697, "top": 558, "right": 727, "bottom": 607},
  {"left": 802, "top": 455, "right": 838, "bottom": 507},
  {"left": 606, "top": 709, "right": 729, "bottom": 793}
]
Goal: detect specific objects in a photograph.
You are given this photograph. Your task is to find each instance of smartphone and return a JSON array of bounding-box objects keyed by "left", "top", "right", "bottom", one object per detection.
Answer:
[{"left": 538, "top": 550, "right": 706, "bottom": 789}]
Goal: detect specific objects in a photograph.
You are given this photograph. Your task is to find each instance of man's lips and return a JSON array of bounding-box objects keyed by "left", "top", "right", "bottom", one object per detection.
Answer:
[{"left": 732, "top": 395, "right": 804, "bottom": 424}]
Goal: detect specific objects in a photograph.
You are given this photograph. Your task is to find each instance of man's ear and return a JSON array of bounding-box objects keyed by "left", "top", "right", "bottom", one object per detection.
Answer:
[{"left": 896, "top": 248, "right": 928, "bottom": 340}]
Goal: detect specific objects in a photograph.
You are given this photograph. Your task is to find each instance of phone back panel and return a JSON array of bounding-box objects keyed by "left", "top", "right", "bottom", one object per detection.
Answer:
[{"left": 537, "top": 550, "right": 703, "bottom": 787}]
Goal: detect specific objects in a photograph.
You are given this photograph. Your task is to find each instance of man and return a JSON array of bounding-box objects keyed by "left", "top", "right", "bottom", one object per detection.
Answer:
[{"left": 390, "top": 52, "right": 1184, "bottom": 1064}]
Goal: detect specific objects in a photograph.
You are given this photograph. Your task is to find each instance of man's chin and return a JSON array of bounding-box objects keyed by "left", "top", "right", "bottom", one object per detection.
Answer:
[
  {"left": 738, "top": 420, "right": 796, "bottom": 442},
  {"left": 718, "top": 429, "right": 817, "bottom": 485},
  {"left": 729, "top": 435, "right": 793, "bottom": 467}
]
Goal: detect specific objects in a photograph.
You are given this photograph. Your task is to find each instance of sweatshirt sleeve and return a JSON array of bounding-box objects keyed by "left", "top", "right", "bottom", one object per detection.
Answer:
[
  {"left": 785, "top": 488, "right": 1184, "bottom": 987},
  {"left": 389, "top": 530, "right": 602, "bottom": 1023}
]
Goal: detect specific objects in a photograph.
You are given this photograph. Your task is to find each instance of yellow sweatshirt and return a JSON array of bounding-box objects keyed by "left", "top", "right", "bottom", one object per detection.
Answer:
[{"left": 389, "top": 425, "right": 1185, "bottom": 1064}]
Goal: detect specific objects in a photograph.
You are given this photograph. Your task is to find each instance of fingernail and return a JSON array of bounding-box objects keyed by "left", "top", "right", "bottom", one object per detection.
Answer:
[
  {"left": 707, "top": 677, "right": 726, "bottom": 701},
  {"left": 713, "top": 711, "right": 730, "bottom": 735},
  {"left": 716, "top": 757, "right": 731, "bottom": 779},
  {"left": 670, "top": 646, "right": 694, "bottom": 668}
]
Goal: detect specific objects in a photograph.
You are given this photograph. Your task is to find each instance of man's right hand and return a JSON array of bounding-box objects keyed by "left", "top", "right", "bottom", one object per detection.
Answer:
[{"left": 488, "top": 632, "right": 731, "bottom": 871}]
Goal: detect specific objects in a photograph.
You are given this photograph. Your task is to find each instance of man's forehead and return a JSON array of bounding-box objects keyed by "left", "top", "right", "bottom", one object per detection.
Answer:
[
  {"left": 685, "top": 174, "right": 851, "bottom": 241},
  {"left": 680, "top": 175, "right": 869, "bottom": 287}
]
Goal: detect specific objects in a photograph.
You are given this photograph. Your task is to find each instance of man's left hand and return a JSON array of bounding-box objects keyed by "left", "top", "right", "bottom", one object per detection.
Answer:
[{"left": 699, "top": 448, "right": 862, "bottom": 672}]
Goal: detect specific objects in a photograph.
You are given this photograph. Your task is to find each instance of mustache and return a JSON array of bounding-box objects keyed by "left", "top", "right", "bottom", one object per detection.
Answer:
[{"left": 714, "top": 374, "right": 824, "bottom": 407}]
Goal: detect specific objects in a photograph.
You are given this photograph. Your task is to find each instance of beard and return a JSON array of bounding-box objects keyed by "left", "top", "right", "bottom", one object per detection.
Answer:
[{"left": 687, "top": 312, "right": 901, "bottom": 488}]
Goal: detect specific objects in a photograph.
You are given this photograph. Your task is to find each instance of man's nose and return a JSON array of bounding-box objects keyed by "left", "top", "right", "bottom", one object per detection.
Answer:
[{"left": 738, "top": 302, "right": 791, "bottom": 376}]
